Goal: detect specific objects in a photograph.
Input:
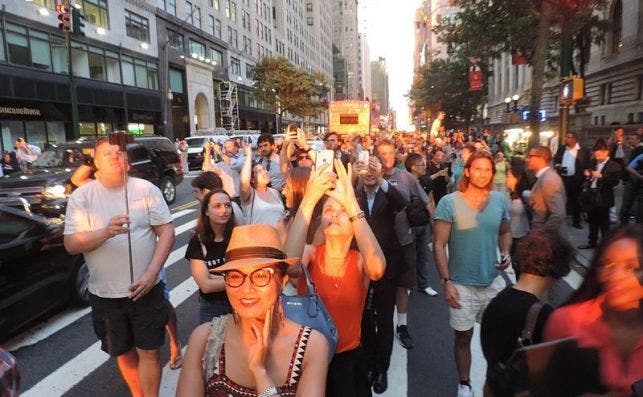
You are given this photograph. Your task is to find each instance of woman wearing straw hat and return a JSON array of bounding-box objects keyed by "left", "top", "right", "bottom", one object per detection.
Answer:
[
  {"left": 285, "top": 160, "right": 386, "bottom": 397},
  {"left": 177, "top": 224, "right": 330, "bottom": 397}
]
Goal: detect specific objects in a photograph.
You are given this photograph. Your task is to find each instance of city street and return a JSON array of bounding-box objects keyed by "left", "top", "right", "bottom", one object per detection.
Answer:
[{"left": 3, "top": 172, "right": 591, "bottom": 397}]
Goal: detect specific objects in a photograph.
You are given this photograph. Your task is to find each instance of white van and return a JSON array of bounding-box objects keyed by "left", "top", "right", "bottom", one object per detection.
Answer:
[{"left": 185, "top": 135, "right": 230, "bottom": 171}]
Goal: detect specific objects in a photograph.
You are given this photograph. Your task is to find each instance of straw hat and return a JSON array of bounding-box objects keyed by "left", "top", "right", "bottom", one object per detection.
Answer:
[{"left": 212, "top": 224, "right": 299, "bottom": 273}]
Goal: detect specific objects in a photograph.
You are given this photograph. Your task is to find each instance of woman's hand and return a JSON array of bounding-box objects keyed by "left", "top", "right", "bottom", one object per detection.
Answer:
[
  {"left": 303, "top": 162, "right": 337, "bottom": 205},
  {"left": 248, "top": 307, "right": 273, "bottom": 376},
  {"left": 326, "top": 159, "right": 361, "bottom": 217},
  {"left": 241, "top": 141, "right": 253, "bottom": 156}
]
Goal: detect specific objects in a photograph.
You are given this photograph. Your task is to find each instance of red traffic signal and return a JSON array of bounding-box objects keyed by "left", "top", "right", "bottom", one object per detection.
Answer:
[{"left": 57, "top": 3, "right": 71, "bottom": 33}]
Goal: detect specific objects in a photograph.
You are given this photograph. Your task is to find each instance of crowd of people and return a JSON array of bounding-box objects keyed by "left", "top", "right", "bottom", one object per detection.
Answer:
[{"left": 55, "top": 123, "right": 642, "bottom": 397}]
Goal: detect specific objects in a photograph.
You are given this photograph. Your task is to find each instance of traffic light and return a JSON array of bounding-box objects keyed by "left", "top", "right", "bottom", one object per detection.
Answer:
[
  {"left": 56, "top": 3, "right": 71, "bottom": 33},
  {"left": 72, "top": 8, "right": 85, "bottom": 36},
  {"left": 559, "top": 76, "right": 584, "bottom": 105}
]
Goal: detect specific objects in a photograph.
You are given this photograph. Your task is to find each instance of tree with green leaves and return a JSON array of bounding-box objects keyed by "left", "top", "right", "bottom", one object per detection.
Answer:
[
  {"left": 434, "top": 0, "right": 608, "bottom": 144},
  {"left": 409, "top": 57, "right": 485, "bottom": 131},
  {"left": 251, "top": 56, "right": 329, "bottom": 124}
]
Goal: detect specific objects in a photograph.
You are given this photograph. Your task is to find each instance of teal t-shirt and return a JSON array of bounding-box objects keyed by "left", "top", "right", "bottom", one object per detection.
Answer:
[{"left": 433, "top": 191, "right": 510, "bottom": 286}]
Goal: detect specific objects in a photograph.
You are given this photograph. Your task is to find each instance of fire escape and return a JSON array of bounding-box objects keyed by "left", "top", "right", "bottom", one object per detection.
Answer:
[{"left": 218, "top": 81, "right": 239, "bottom": 131}]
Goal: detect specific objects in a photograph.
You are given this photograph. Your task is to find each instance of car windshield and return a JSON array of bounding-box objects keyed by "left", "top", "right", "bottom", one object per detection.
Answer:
[
  {"left": 30, "top": 147, "right": 85, "bottom": 169},
  {"left": 185, "top": 138, "right": 206, "bottom": 148}
]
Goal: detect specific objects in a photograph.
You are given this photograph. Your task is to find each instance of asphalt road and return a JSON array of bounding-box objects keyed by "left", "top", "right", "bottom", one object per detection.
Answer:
[{"left": 6, "top": 172, "right": 589, "bottom": 396}]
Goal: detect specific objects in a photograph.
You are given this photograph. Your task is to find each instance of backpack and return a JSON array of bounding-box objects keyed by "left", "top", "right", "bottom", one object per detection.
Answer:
[
  {"left": 406, "top": 196, "right": 430, "bottom": 227},
  {"left": 485, "top": 302, "right": 544, "bottom": 397}
]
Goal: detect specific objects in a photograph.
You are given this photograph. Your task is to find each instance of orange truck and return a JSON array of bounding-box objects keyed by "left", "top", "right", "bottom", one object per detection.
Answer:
[{"left": 328, "top": 100, "right": 371, "bottom": 137}]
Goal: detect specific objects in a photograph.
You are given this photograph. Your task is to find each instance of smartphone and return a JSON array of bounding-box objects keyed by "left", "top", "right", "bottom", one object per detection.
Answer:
[
  {"left": 358, "top": 150, "right": 369, "bottom": 164},
  {"left": 315, "top": 149, "right": 334, "bottom": 170}
]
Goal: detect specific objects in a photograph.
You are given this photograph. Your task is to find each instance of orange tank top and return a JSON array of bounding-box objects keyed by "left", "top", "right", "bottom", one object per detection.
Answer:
[{"left": 299, "top": 245, "right": 366, "bottom": 353}]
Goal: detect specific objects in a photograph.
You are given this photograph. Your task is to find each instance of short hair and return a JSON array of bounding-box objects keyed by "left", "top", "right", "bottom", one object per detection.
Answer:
[
  {"left": 404, "top": 152, "right": 424, "bottom": 171},
  {"left": 374, "top": 138, "right": 395, "bottom": 154},
  {"left": 529, "top": 145, "right": 552, "bottom": 162},
  {"left": 15, "top": 137, "right": 25, "bottom": 143},
  {"left": 257, "top": 133, "right": 274, "bottom": 145},
  {"left": 515, "top": 229, "right": 573, "bottom": 279},
  {"left": 463, "top": 142, "right": 477, "bottom": 154},
  {"left": 324, "top": 132, "right": 340, "bottom": 142},
  {"left": 191, "top": 171, "right": 223, "bottom": 191},
  {"left": 592, "top": 138, "right": 609, "bottom": 152},
  {"left": 566, "top": 132, "right": 578, "bottom": 140}
]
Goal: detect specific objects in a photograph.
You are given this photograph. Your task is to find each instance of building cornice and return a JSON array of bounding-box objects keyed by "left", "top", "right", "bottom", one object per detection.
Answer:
[{"left": 125, "top": 0, "right": 156, "bottom": 14}]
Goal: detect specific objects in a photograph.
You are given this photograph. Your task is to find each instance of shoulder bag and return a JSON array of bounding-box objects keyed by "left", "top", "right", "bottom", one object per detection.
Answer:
[
  {"left": 281, "top": 264, "right": 338, "bottom": 360},
  {"left": 486, "top": 302, "right": 544, "bottom": 397}
]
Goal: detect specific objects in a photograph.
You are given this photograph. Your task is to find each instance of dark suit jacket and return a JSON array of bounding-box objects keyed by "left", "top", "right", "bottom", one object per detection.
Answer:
[
  {"left": 554, "top": 145, "right": 591, "bottom": 184},
  {"left": 356, "top": 183, "right": 406, "bottom": 279},
  {"left": 588, "top": 158, "right": 622, "bottom": 208}
]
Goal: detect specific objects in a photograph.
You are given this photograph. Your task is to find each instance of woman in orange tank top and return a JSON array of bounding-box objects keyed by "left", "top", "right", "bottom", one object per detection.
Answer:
[{"left": 286, "top": 160, "right": 386, "bottom": 397}]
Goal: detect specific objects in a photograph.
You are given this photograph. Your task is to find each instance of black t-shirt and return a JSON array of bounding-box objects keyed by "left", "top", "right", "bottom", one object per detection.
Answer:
[
  {"left": 184, "top": 233, "right": 230, "bottom": 302},
  {"left": 480, "top": 286, "right": 553, "bottom": 368},
  {"left": 427, "top": 162, "right": 449, "bottom": 204}
]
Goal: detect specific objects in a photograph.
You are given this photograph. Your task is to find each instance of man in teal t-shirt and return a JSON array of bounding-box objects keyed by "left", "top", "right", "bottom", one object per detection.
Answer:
[{"left": 432, "top": 151, "right": 513, "bottom": 397}]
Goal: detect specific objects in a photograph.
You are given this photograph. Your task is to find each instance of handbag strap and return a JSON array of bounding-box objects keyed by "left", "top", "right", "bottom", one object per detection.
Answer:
[
  {"left": 248, "top": 188, "right": 255, "bottom": 224},
  {"left": 299, "top": 263, "right": 317, "bottom": 295},
  {"left": 519, "top": 301, "right": 544, "bottom": 346}
]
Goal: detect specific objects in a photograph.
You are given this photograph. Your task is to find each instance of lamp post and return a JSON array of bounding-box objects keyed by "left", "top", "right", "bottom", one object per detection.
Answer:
[
  {"left": 511, "top": 94, "right": 520, "bottom": 112},
  {"left": 504, "top": 97, "right": 512, "bottom": 113}
]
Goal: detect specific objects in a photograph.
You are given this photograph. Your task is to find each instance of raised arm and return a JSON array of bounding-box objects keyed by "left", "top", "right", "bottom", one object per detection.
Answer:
[
  {"left": 240, "top": 142, "right": 254, "bottom": 203},
  {"left": 326, "top": 159, "right": 385, "bottom": 281}
]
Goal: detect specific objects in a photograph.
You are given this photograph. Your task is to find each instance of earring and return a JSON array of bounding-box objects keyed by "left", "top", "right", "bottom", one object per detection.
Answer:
[
  {"left": 275, "top": 297, "right": 285, "bottom": 328},
  {"left": 233, "top": 309, "right": 239, "bottom": 325}
]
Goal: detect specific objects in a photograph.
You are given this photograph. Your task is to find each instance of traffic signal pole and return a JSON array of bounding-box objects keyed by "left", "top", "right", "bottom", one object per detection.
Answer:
[
  {"left": 558, "top": 9, "right": 574, "bottom": 144},
  {"left": 65, "top": 32, "right": 80, "bottom": 139}
]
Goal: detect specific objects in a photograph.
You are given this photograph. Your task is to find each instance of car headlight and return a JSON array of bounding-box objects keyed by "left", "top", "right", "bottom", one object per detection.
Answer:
[{"left": 43, "top": 184, "right": 67, "bottom": 199}]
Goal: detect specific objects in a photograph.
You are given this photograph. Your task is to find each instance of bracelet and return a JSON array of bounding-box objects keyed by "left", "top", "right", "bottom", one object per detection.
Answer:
[
  {"left": 258, "top": 385, "right": 278, "bottom": 397},
  {"left": 349, "top": 210, "right": 365, "bottom": 222}
]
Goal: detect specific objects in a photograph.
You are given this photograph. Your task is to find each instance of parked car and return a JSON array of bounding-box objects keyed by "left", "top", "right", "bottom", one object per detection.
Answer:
[
  {"left": 184, "top": 135, "right": 230, "bottom": 171},
  {"left": 0, "top": 205, "right": 89, "bottom": 342},
  {"left": 0, "top": 136, "right": 183, "bottom": 218}
]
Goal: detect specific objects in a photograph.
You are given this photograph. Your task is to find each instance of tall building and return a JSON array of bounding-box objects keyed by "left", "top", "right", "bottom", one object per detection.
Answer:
[
  {"left": 426, "top": 0, "right": 459, "bottom": 61},
  {"left": 486, "top": 0, "right": 643, "bottom": 144},
  {"left": 333, "top": 44, "right": 349, "bottom": 100},
  {"left": 359, "top": 33, "right": 371, "bottom": 101},
  {"left": 371, "top": 56, "right": 389, "bottom": 116},
  {"left": 413, "top": 0, "right": 431, "bottom": 70},
  {"left": 332, "top": 0, "right": 359, "bottom": 99}
]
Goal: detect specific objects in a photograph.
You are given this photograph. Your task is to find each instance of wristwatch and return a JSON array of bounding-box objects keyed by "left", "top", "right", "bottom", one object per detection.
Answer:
[
  {"left": 440, "top": 277, "right": 451, "bottom": 285},
  {"left": 349, "top": 210, "right": 366, "bottom": 222}
]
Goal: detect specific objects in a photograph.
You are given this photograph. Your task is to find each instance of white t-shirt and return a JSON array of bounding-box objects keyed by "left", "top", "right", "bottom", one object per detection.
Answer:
[{"left": 64, "top": 177, "right": 173, "bottom": 298}]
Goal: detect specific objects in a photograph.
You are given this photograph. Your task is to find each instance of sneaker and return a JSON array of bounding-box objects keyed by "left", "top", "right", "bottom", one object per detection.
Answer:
[
  {"left": 457, "top": 384, "right": 474, "bottom": 397},
  {"left": 419, "top": 286, "right": 439, "bottom": 297},
  {"left": 395, "top": 325, "right": 414, "bottom": 349}
]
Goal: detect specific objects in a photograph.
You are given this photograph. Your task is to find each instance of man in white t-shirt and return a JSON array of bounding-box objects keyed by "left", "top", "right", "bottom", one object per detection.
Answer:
[{"left": 64, "top": 139, "right": 175, "bottom": 397}]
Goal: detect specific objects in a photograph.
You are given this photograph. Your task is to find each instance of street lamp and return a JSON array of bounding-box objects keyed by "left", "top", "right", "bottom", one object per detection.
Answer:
[
  {"left": 504, "top": 97, "right": 512, "bottom": 113},
  {"left": 511, "top": 94, "right": 520, "bottom": 112}
]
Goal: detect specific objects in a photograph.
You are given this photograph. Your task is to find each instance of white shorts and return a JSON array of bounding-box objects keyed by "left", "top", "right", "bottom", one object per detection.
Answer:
[{"left": 449, "top": 275, "right": 509, "bottom": 332}]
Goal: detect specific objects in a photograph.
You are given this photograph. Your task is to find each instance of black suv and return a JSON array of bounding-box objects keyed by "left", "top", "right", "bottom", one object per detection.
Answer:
[{"left": 0, "top": 136, "right": 183, "bottom": 218}]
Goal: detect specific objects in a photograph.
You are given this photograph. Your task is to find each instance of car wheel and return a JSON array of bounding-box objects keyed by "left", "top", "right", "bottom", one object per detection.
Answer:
[
  {"left": 161, "top": 176, "right": 176, "bottom": 204},
  {"left": 72, "top": 259, "right": 90, "bottom": 306}
]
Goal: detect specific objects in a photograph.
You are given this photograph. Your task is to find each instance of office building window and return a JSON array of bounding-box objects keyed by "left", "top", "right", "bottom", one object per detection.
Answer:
[
  {"left": 169, "top": 68, "right": 184, "bottom": 93},
  {"left": 29, "top": 30, "right": 51, "bottom": 71},
  {"left": 0, "top": 22, "right": 5, "bottom": 61},
  {"left": 637, "top": 75, "right": 643, "bottom": 100},
  {"left": 189, "top": 39, "right": 206, "bottom": 57},
  {"left": 5, "top": 23, "right": 30, "bottom": 67},
  {"left": 212, "top": 0, "right": 219, "bottom": 10},
  {"left": 245, "top": 63, "right": 253, "bottom": 79},
  {"left": 230, "top": 57, "right": 240, "bottom": 75},
  {"left": 306, "top": 2, "right": 312, "bottom": 11},
  {"left": 167, "top": 0, "right": 176, "bottom": 15},
  {"left": 208, "top": 15, "right": 215, "bottom": 36},
  {"left": 167, "top": 29, "right": 184, "bottom": 50},
  {"left": 209, "top": 47, "right": 222, "bottom": 68},
  {"left": 105, "top": 50, "right": 120, "bottom": 83},
  {"left": 76, "top": 0, "right": 109, "bottom": 29},
  {"left": 214, "top": 18, "right": 222, "bottom": 39},
  {"left": 185, "top": 0, "right": 194, "bottom": 24},
  {"left": 88, "top": 46, "right": 106, "bottom": 80},
  {"left": 243, "top": 36, "right": 251, "bottom": 55},
  {"left": 125, "top": 10, "right": 150, "bottom": 42},
  {"left": 51, "top": 36, "right": 68, "bottom": 73},
  {"left": 608, "top": 0, "right": 622, "bottom": 54},
  {"left": 194, "top": 6, "right": 201, "bottom": 28}
]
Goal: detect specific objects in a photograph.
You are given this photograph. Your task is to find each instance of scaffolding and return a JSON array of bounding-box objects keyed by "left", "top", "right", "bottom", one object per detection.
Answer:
[{"left": 218, "top": 81, "right": 239, "bottom": 131}]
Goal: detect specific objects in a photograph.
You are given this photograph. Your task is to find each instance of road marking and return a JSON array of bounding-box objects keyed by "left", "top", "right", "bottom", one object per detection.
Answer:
[
  {"left": 171, "top": 200, "right": 199, "bottom": 212},
  {"left": 22, "top": 279, "right": 199, "bottom": 397},
  {"left": 171, "top": 208, "right": 195, "bottom": 220},
  {"left": 175, "top": 219, "right": 197, "bottom": 236}
]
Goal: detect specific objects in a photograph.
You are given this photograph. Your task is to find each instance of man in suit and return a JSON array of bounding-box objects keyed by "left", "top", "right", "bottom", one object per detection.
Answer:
[
  {"left": 354, "top": 156, "right": 407, "bottom": 394},
  {"left": 526, "top": 145, "right": 566, "bottom": 231},
  {"left": 554, "top": 132, "right": 590, "bottom": 229},
  {"left": 578, "top": 139, "right": 623, "bottom": 249}
]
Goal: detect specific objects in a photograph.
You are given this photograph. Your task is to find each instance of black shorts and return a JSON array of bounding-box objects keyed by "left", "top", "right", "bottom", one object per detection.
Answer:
[
  {"left": 90, "top": 282, "right": 168, "bottom": 357},
  {"left": 396, "top": 242, "right": 418, "bottom": 289}
]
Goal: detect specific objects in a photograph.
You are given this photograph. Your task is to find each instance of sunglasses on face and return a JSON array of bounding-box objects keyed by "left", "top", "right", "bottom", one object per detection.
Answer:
[
  {"left": 297, "top": 155, "right": 311, "bottom": 161},
  {"left": 224, "top": 267, "right": 276, "bottom": 288}
]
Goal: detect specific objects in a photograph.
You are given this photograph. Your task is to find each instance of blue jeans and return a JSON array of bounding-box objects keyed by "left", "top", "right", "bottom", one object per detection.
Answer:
[
  {"left": 413, "top": 225, "right": 431, "bottom": 290},
  {"left": 198, "top": 296, "right": 232, "bottom": 324}
]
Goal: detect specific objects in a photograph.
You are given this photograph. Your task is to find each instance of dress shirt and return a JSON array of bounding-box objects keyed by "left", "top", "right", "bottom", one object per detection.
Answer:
[
  {"left": 561, "top": 143, "right": 579, "bottom": 176},
  {"left": 591, "top": 158, "right": 609, "bottom": 189}
]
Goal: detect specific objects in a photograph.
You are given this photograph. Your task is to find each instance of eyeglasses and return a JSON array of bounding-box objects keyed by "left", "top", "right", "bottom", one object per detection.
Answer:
[
  {"left": 297, "top": 155, "right": 311, "bottom": 160},
  {"left": 224, "top": 267, "right": 276, "bottom": 288}
]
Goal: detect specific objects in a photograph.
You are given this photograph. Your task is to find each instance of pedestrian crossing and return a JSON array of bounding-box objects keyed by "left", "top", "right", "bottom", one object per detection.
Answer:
[{"left": 5, "top": 203, "right": 583, "bottom": 396}]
